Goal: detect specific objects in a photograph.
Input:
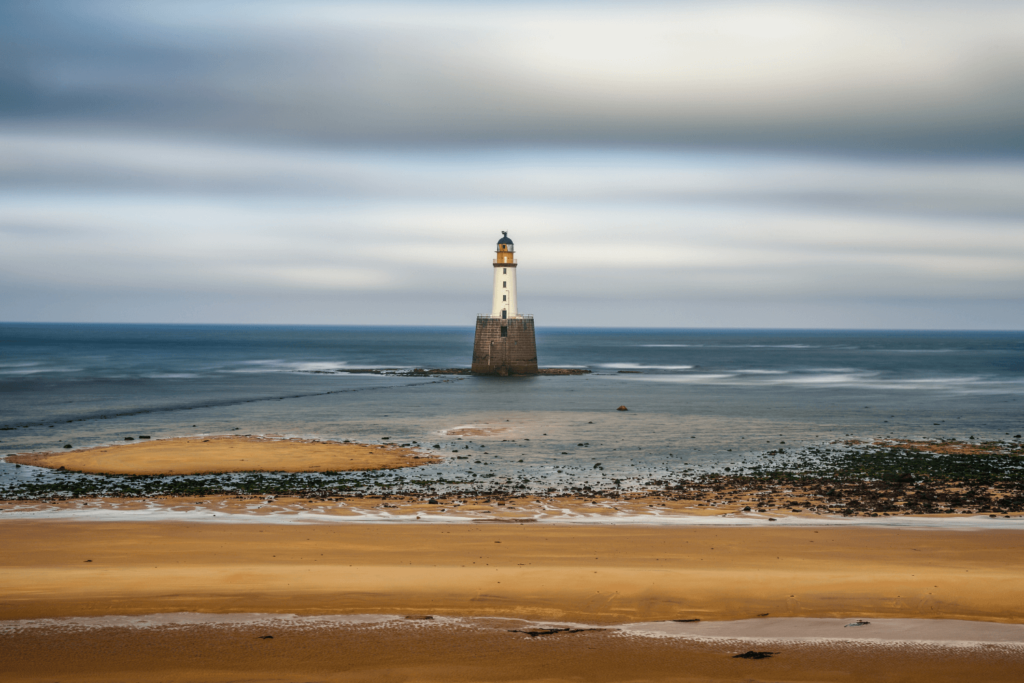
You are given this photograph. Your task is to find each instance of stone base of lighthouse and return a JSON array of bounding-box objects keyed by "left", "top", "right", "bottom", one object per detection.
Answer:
[{"left": 471, "top": 316, "right": 538, "bottom": 375}]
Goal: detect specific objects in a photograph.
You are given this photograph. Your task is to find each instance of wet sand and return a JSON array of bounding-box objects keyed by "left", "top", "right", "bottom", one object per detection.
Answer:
[
  {"left": 3, "top": 615, "right": 1024, "bottom": 683},
  {"left": 3, "top": 521, "right": 1024, "bottom": 624},
  {"left": 5, "top": 435, "right": 437, "bottom": 475}
]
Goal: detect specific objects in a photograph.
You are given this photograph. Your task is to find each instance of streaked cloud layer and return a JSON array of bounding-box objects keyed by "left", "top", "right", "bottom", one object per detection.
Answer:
[{"left": 2, "top": 1, "right": 1022, "bottom": 328}]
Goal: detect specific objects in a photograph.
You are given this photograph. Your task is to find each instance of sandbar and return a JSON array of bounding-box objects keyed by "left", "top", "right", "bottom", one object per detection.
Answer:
[{"left": 5, "top": 435, "right": 438, "bottom": 475}]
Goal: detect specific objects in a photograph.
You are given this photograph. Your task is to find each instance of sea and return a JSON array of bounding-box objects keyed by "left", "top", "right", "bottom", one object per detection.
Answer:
[{"left": 1, "top": 324, "right": 1022, "bottom": 493}]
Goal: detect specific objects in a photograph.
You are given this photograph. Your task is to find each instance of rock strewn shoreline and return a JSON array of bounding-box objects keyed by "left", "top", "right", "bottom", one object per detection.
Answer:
[
  {"left": 305, "top": 368, "right": 590, "bottom": 376},
  {"left": 3, "top": 437, "right": 1022, "bottom": 517}
]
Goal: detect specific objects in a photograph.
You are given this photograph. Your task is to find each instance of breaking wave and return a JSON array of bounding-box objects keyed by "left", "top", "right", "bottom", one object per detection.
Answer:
[{"left": 600, "top": 362, "right": 695, "bottom": 371}]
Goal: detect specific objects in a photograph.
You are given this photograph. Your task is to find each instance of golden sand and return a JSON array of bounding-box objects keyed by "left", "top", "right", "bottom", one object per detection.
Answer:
[
  {"left": 4, "top": 435, "right": 438, "bottom": 475},
  {"left": 2, "top": 521, "right": 1023, "bottom": 624},
  {"left": 5, "top": 521, "right": 1024, "bottom": 682}
]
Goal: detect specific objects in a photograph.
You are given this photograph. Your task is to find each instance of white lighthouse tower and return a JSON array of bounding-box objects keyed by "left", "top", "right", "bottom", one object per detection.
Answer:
[
  {"left": 471, "top": 232, "right": 538, "bottom": 375},
  {"left": 491, "top": 231, "right": 518, "bottom": 319}
]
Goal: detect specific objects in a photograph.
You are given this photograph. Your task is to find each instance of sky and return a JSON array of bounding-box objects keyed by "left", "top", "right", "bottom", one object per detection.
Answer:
[{"left": 1, "top": 0, "right": 1023, "bottom": 329}]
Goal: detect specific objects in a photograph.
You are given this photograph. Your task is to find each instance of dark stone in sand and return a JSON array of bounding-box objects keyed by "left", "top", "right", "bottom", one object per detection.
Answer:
[
  {"left": 672, "top": 619, "right": 700, "bottom": 623},
  {"left": 616, "top": 406, "right": 628, "bottom": 411},
  {"left": 428, "top": 498, "right": 439, "bottom": 504},
  {"left": 258, "top": 635, "right": 274, "bottom": 639},
  {"left": 63, "top": 444, "right": 72, "bottom": 449},
  {"left": 734, "top": 651, "right": 778, "bottom": 660},
  {"left": 405, "top": 615, "right": 434, "bottom": 620},
  {"left": 509, "top": 628, "right": 605, "bottom": 637}
]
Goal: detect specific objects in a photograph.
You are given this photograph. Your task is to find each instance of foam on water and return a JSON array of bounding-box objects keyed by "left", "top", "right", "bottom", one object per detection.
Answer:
[
  {"left": 3, "top": 500, "right": 1023, "bottom": 529},
  {"left": 600, "top": 362, "right": 695, "bottom": 370}
]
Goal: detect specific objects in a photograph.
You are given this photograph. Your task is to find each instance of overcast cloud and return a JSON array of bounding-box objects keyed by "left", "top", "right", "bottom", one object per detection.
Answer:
[{"left": 1, "top": 1, "right": 1022, "bottom": 328}]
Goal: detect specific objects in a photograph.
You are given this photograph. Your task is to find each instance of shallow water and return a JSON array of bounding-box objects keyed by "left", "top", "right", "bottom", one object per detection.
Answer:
[
  {"left": 3, "top": 612, "right": 1023, "bottom": 646},
  {"left": 4, "top": 498, "right": 1024, "bottom": 528},
  {"left": 1, "top": 324, "right": 1022, "bottom": 492}
]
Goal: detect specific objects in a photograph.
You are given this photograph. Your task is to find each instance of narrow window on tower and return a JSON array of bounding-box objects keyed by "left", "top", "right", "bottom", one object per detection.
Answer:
[
  {"left": 502, "top": 295, "right": 506, "bottom": 301},
  {"left": 503, "top": 268, "right": 506, "bottom": 274},
  {"left": 503, "top": 281, "right": 506, "bottom": 287},
  {"left": 501, "top": 326, "right": 508, "bottom": 337}
]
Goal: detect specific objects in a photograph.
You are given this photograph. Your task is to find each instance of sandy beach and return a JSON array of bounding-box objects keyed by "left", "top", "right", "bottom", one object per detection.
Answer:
[
  {"left": 3, "top": 521, "right": 1023, "bottom": 623},
  {"left": 3, "top": 521, "right": 1024, "bottom": 682}
]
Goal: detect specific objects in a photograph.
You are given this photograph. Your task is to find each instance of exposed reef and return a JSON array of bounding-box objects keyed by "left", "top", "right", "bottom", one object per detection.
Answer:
[{"left": 304, "top": 368, "right": 590, "bottom": 377}]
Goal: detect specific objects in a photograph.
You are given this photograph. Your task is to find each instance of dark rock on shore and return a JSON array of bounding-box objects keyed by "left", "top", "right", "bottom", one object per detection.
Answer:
[
  {"left": 303, "top": 367, "right": 589, "bottom": 377},
  {"left": 510, "top": 628, "right": 605, "bottom": 637}
]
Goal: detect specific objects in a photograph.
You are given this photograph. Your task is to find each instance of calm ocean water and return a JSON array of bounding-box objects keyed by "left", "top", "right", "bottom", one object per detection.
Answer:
[{"left": 1, "top": 324, "right": 1022, "bottom": 490}]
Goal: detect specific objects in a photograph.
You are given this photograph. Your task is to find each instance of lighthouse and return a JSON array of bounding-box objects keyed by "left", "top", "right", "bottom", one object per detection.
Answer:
[
  {"left": 471, "top": 232, "right": 539, "bottom": 375},
  {"left": 491, "top": 231, "right": 517, "bottom": 319}
]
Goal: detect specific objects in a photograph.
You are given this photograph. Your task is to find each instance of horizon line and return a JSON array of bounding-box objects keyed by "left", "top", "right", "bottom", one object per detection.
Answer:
[{"left": 1, "top": 321, "right": 1021, "bottom": 334}]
